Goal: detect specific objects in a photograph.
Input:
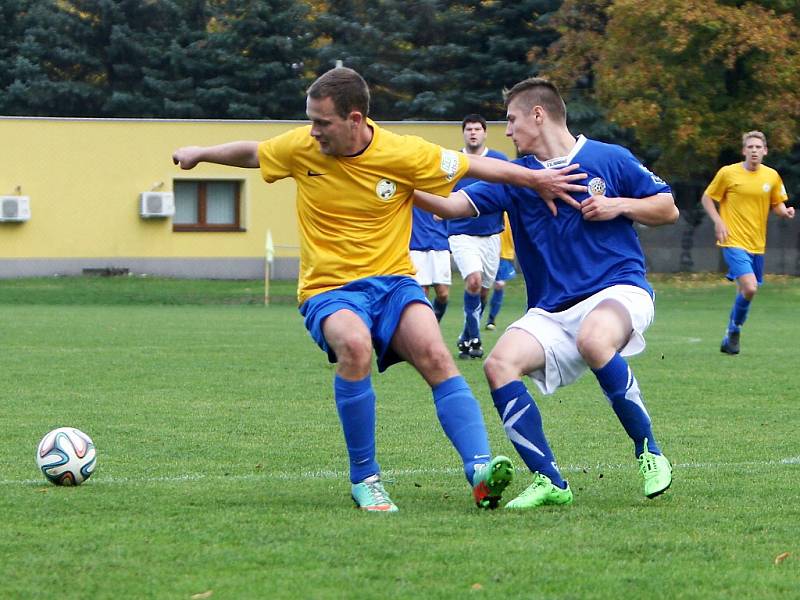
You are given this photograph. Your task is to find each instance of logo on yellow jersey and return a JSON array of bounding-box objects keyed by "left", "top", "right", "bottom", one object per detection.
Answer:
[
  {"left": 440, "top": 149, "right": 460, "bottom": 181},
  {"left": 376, "top": 178, "right": 397, "bottom": 201}
]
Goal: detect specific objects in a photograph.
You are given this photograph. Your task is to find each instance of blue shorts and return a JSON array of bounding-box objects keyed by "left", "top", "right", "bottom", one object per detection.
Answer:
[
  {"left": 299, "top": 275, "right": 431, "bottom": 372},
  {"left": 722, "top": 247, "right": 764, "bottom": 284},
  {"left": 496, "top": 258, "right": 517, "bottom": 283}
]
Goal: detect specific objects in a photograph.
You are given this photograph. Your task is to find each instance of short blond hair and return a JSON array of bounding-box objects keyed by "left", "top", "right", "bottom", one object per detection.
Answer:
[{"left": 742, "top": 131, "right": 767, "bottom": 147}]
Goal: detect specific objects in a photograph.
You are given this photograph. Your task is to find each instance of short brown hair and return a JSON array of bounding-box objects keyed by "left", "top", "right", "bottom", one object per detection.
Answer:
[
  {"left": 742, "top": 130, "right": 767, "bottom": 147},
  {"left": 503, "top": 77, "right": 566, "bottom": 123},
  {"left": 307, "top": 67, "right": 370, "bottom": 119},
  {"left": 461, "top": 114, "right": 487, "bottom": 131}
]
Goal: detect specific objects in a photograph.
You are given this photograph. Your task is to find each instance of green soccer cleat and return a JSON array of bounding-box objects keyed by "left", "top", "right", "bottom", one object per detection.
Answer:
[
  {"left": 351, "top": 474, "right": 398, "bottom": 512},
  {"left": 638, "top": 441, "right": 672, "bottom": 498},
  {"left": 472, "top": 455, "right": 514, "bottom": 509},
  {"left": 504, "top": 472, "right": 573, "bottom": 510}
]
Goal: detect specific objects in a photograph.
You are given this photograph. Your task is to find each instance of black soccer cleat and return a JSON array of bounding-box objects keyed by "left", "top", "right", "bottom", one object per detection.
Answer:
[
  {"left": 468, "top": 338, "right": 484, "bottom": 359},
  {"left": 720, "top": 330, "right": 740, "bottom": 355}
]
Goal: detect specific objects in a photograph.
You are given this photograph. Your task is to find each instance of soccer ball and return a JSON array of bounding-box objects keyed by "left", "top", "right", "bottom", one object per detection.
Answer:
[{"left": 35, "top": 427, "right": 97, "bottom": 486}]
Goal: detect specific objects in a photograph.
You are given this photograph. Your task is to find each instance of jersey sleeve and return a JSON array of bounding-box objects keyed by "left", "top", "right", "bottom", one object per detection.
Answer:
[
  {"left": 412, "top": 138, "right": 470, "bottom": 197},
  {"left": 771, "top": 173, "right": 789, "bottom": 206},
  {"left": 704, "top": 167, "right": 728, "bottom": 202},
  {"left": 616, "top": 147, "right": 672, "bottom": 198},
  {"left": 258, "top": 128, "right": 300, "bottom": 183},
  {"left": 458, "top": 180, "right": 511, "bottom": 217}
]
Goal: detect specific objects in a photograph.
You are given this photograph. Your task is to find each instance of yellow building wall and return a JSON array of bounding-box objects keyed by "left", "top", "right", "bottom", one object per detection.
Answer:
[{"left": 0, "top": 117, "right": 515, "bottom": 271}]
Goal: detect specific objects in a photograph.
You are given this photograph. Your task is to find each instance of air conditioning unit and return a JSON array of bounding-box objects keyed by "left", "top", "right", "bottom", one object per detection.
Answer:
[
  {"left": 0, "top": 196, "right": 31, "bottom": 222},
  {"left": 139, "top": 192, "right": 175, "bottom": 218}
]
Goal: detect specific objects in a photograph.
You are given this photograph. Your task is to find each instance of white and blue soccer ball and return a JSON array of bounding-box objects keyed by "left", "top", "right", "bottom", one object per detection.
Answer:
[{"left": 35, "top": 427, "right": 97, "bottom": 486}]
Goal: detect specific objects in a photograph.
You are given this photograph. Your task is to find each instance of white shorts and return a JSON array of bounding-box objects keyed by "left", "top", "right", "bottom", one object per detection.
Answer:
[
  {"left": 449, "top": 234, "right": 500, "bottom": 289},
  {"left": 509, "top": 285, "right": 655, "bottom": 395},
  {"left": 410, "top": 250, "right": 452, "bottom": 286}
]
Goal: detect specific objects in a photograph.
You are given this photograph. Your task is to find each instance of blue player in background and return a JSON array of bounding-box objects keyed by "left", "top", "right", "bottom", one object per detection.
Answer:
[
  {"left": 415, "top": 77, "right": 679, "bottom": 509},
  {"left": 410, "top": 205, "right": 451, "bottom": 322},
  {"left": 449, "top": 115, "right": 508, "bottom": 359}
]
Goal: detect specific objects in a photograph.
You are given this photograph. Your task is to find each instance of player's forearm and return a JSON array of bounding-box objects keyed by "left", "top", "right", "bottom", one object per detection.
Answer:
[
  {"left": 173, "top": 141, "right": 260, "bottom": 169},
  {"left": 466, "top": 155, "right": 546, "bottom": 188},
  {"left": 772, "top": 202, "right": 794, "bottom": 218},
  {"left": 413, "top": 190, "right": 476, "bottom": 219},
  {"left": 621, "top": 193, "right": 679, "bottom": 226},
  {"left": 700, "top": 194, "right": 724, "bottom": 226}
]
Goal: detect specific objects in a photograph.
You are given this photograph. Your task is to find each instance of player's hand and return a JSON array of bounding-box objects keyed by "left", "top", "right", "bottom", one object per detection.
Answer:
[
  {"left": 785, "top": 206, "right": 795, "bottom": 219},
  {"left": 532, "top": 163, "right": 586, "bottom": 215},
  {"left": 581, "top": 195, "right": 623, "bottom": 221},
  {"left": 172, "top": 146, "right": 204, "bottom": 170},
  {"left": 714, "top": 221, "right": 729, "bottom": 244}
]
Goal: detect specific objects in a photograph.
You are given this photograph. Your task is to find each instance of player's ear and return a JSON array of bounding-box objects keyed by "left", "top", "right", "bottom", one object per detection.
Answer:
[{"left": 349, "top": 111, "right": 363, "bottom": 128}]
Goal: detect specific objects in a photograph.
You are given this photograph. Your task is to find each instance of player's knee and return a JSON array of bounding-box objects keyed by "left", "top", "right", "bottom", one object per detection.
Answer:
[
  {"left": 334, "top": 332, "right": 373, "bottom": 369},
  {"left": 465, "top": 273, "right": 482, "bottom": 294},
  {"left": 576, "top": 331, "right": 611, "bottom": 369},
  {"left": 483, "top": 353, "right": 514, "bottom": 389},
  {"left": 741, "top": 284, "right": 758, "bottom": 300},
  {"left": 417, "top": 342, "right": 457, "bottom": 380}
]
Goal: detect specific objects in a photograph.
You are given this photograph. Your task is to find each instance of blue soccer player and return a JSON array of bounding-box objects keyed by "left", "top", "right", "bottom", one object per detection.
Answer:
[
  {"left": 415, "top": 77, "right": 678, "bottom": 509},
  {"left": 410, "top": 205, "right": 451, "bottom": 322},
  {"left": 701, "top": 131, "right": 795, "bottom": 355},
  {"left": 485, "top": 212, "right": 517, "bottom": 331},
  {"left": 173, "top": 68, "right": 587, "bottom": 512},
  {"left": 449, "top": 115, "right": 509, "bottom": 359}
]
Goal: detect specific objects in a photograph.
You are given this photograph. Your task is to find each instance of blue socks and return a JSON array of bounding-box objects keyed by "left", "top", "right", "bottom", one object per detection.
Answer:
[
  {"left": 462, "top": 291, "right": 481, "bottom": 340},
  {"left": 432, "top": 298, "right": 448, "bottom": 322},
  {"left": 593, "top": 353, "right": 659, "bottom": 456},
  {"left": 491, "top": 381, "right": 566, "bottom": 488},
  {"left": 728, "top": 293, "right": 751, "bottom": 334},
  {"left": 334, "top": 374, "right": 379, "bottom": 484},
  {"left": 489, "top": 288, "right": 504, "bottom": 321},
  {"left": 336, "top": 374, "right": 492, "bottom": 486},
  {"left": 433, "top": 375, "right": 491, "bottom": 484}
]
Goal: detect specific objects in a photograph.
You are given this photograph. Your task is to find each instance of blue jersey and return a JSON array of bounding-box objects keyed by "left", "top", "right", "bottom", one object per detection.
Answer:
[
  {"left": 462, "top": 136, "right": 671, "bottom": 312},
  {"left": 410, "top": 206, "right": 450, "bottom": 251},
  {"left": 448, "top": 148, "right": 508, "bottom": 236}
]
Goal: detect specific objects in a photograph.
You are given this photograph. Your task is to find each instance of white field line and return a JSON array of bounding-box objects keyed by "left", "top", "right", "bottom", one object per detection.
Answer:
[{"left": 4, "top": 456, "right": 799, "bottom": 487}]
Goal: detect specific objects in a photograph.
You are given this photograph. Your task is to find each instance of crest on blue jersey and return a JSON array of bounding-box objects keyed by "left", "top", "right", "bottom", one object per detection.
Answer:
[{"left": 588, "top": 177, "right": 606, "bottom": 196}]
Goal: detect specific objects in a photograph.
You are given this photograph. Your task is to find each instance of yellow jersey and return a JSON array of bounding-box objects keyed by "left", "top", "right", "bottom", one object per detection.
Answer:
[
  {"left": 499, "top": 212, "right": 515, "bottom": 261},
  {"left": 704, "top": 162, "right": 788, "bottom": 254},
  {"left": 258, "top": 120, "right": 469, "bottom": 303}
]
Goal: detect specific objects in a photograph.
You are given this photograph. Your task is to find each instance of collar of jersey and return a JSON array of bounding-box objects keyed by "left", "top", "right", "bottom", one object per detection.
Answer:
[
  {"left": 340, "top": 118, "right": 379, "bottom": 160},
  {"left": 538, "top": 134, "right": 587, "bottom": 169},
  {"left": 461, "top": 147, "right": 490, "bottom": 157}
]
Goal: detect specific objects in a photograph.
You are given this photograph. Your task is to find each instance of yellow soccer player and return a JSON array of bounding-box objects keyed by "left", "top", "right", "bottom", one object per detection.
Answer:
[
  {"left": 701, "top": 131, "right": 795, "bottom": 355},
  {"left": 172, "top": 67, "right": 586, "bottom": 512}
]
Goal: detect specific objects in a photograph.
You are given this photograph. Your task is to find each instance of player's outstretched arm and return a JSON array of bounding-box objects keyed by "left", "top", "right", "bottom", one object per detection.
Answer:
[
  {"left": 413, "top": 190, "right": 476, "bottom": 219},
  {"left": 465, "top": 154, "right": 586, "bottom": 214},
  {"left": 172, "top": 141, "right": 260, "bottom": 170},
  {"left": 581, "top": 192, "right": 679, "bottom": 226}
]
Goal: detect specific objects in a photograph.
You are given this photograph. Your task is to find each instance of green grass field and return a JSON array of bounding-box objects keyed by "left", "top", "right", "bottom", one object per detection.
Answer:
[{"left": 1, "top": 274, "right": 798, "bottom": 599}]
